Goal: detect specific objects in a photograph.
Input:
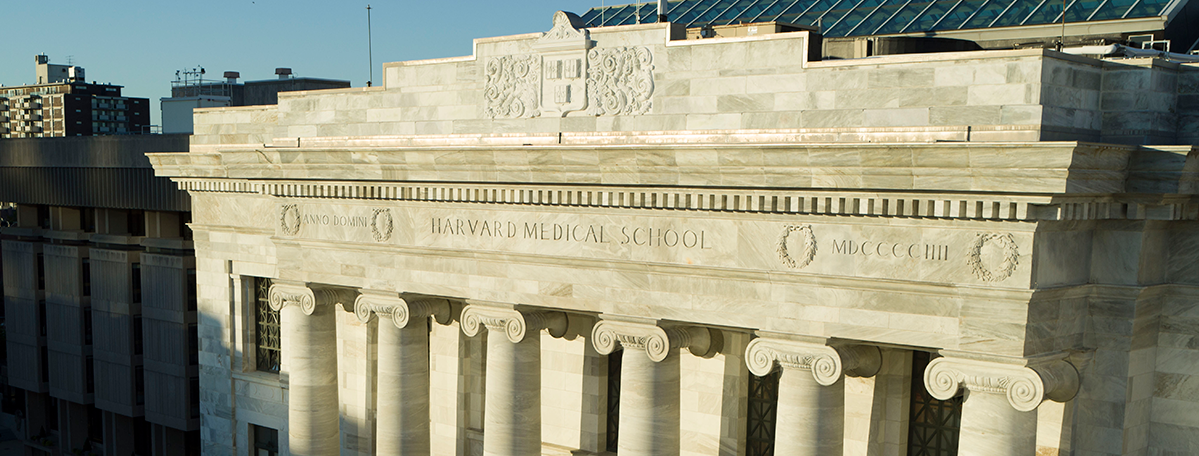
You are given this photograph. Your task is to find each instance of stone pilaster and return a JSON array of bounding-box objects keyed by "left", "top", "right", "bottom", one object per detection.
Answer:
[
  {"left": 924, "top": 356, "right": 1079, "bottom": 456},
  {"left": 269, "top": 282, "right": 357, "bottom": 456},
  {"left": 461, "top": 305, "right": 567, "bottom": 456},
  {"left": 591, "top": 319, "right": 719, "bottom": 456},
  {"left": 744, "top": 337, "right": 881, "bottom": 456},
  {"left": 355, "top": 292, "right": 451, "bottom": 455}
]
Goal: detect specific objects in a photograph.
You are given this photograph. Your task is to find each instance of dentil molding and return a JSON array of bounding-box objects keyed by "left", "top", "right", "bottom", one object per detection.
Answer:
[
  {"left": 924, "top": 356, "right": 1079, "bottom": 412},
  {"left": 591, "top": 320, "right": 719, "bottom": 362},
  {"left": 354, "top": 292, "right": 451, "bottom": 328},
  {"left": 460, "top": 305, "right": 567, "bottom": 343},
  {"left": 745, "top": 338, "right": 882, "bottom": 386}
]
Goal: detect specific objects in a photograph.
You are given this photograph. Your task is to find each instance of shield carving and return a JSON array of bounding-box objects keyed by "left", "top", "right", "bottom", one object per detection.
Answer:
[{"left": 534, "top": 11, "right": 592, "bottom": 117}]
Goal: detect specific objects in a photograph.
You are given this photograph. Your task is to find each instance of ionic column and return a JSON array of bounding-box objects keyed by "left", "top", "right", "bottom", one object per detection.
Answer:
[
  {"left": 924, "top": 355, "right": 1079, "bottom": 456},
  {"left": 355, "top": 292, "right": 451, "bottom": 455},
  {"left": 269, "top": 283, "right": 357, "bottom": 456},
  {"left": 461, "top": 305, "right": 568, "bottom": 456},
  {"left": 745, "top": 337, "right": 881, "bottom": 456},
  {"left": 592, "top": 320, "right": 719, "bottom": 456}
]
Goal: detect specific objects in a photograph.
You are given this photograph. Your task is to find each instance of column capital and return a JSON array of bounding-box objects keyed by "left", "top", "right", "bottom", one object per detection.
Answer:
[
  {"left": 460, "top": 305, "right": 567, "bottom": 343},
  {"left": 592, "top": 319, "right": 718, "bottom": 362},
  {"left": 924, "top": 356, "right": 1079, "bottom": 412},
  {"left": 268, "top": 282, "right": 356, "bottom": 315},
  {"left": 354, "top": 291, "right": 451, "bottom": 328},
  {"left": 745, "top": 337, "right": 881, "bottom": 385}
]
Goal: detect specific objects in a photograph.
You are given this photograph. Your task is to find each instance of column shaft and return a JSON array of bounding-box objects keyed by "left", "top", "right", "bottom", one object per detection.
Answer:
[
  {"left": 959, "top": 391, "right": 1037, "bottom": 456},
  {"left": 376, "top": 321, "right": 431, "bottom": 455},
  {"left": 775, "top": 368, "right": 844, "bottom": 456},
  {"left": 617, "top": 348, "right": 680, "bottom": 455},
  {"left": 483, "top": 333, "right": 542, "bottom": 456},
  {"left": 283, "top": 304, "right": 339, "bottom": 456}
]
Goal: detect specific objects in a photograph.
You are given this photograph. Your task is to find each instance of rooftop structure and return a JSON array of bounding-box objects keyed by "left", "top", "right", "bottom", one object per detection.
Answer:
[
  {"left": 0, "top": 55, "right": 150, "bottom": 139},
  {"left": 160, "top": 67, "right": 351, "bottom": 134},
  {"left": 582, "top": 0, "right": 1199, "bottom": 51}
]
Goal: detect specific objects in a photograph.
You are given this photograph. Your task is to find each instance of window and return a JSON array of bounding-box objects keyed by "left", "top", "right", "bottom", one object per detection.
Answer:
[
  {"left": 133, "top": 316, "right": 143, "bottom": 356},
  {"left": 907, "top": 351, "right": 962, "bottom": 456},
  {"left": 606, "top": 352, "right": 621, "bottom": 452},
  {"left": 135, "top": 366, "right": 145, "bottom": 405},
  {"left": 254, "top": 278, "right": 281, "bottom": 373},
  {"left": 746, "top": 368, "right": 781, "bottom": 456},
  {"left": 251, "top": 425, "right": 279, "bottom": 456}
]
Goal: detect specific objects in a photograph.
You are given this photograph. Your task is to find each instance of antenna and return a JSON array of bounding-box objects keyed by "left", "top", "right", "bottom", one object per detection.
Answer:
[
  {"left": 367, "top": 4, "right": 374, "bottom": 88},
  {"left": 1058, "top": 0, "right": 1066, "bottom": 51},
  {"left": 659, "top": 0, "right": 667, "bottom": 22}
]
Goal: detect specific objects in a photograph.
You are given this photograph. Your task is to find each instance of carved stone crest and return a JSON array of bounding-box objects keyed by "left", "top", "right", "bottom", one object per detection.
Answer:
[
  {"left": 280, "top": 204, "right": 301, "bottom": 236},
  {"left": 967, "top": 232, "right": 1019, "bottom": 282},
  {"left": 371, "top": 209, "right": 394, "bottom": 242},
  {"left": 482, "top": 11, "right": 655, "bottom": 119},
  {"left": 535, "top": 11, "right": 591, "bottom": 117},
  {"left": 777, "top": 224, "right": 817, "bottom": 269}
]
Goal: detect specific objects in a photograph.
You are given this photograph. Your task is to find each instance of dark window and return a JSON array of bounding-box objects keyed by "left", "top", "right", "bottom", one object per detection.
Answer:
[
  {"left": 132, "top": 263, "right": 142, "bottom": 303},
  {"left": 908, "top": 351, "right": 963, "bottom": 456},
  {"left": 133, "top": 316, "right": 143, "bottom": 356},
  {"left": 606, "top": 351, "right": 621, "bottom": 452},
  {"left": 36, "top": 253, "right": 45, "bottom": 290},
  {"left": 189, "top": 376, "right": 199, "bottom": 418},
  {"left": 127, "top": 210, "right": 145, "bottom": 237},
  {"left": 189, "top": 324, "right": 199, "bottom": 365},
  {"left": 252, "top": 425, "right": 279, "bottom": 456},
  {"left": 747, "top": 368, "right": 781, "bottom": 456},
  {"left": 83, "top": 311, "right": 92, "bottom": 345},
  {"left": 86, "top": 356, "right": 94, "bottom": 394},
  {"left": 82, "top": 259, "right": 90, "bottom": 297},
  {"left": 187, "top": 269, "right": 197, "bottom": 311},
  {"left": 135, "top": 366, "right": 145, "bottom": 405},
  {"left": 254, "top": 278, "right": 280, "bottom": 373}
]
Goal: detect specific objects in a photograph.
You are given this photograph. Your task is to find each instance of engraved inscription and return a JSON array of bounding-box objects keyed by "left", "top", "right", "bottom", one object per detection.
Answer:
[
  {"left": 830, "top": 239, "right": 950, "bottom": 261},
  {"left": 430, "top": 217, "right": 712, "bottom": 250}
]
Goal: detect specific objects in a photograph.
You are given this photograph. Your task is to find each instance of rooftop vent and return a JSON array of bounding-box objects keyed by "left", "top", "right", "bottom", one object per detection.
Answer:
[
  {"left": 275, "top": 67, "right": 292, "bottom": 80},
  {"left": 224, "top": 71, "right": 240, "bottom": 83}
]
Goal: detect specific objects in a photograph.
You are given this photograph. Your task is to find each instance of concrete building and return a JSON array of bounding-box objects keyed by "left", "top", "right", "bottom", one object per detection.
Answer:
[
  {"left": 160, "top": 69, "right": 350, "bottom": 135},
  {"left": 0, "top": 55, "right": 151, "bottom": 139},
  {"left": 146, "top": 3, "right": 1198, "bottom": 456},
  {"left": 0, "top": 135, "right": 199, "bottom": 455}
]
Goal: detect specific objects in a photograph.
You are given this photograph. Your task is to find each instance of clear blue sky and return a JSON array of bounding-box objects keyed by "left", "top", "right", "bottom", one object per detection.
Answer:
[{"left": 0, "top": 0, "right": 608, "bottom": 126}]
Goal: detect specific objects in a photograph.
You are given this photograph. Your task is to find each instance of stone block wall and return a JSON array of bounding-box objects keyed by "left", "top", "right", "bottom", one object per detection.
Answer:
[
  {"left": 1150, "top": 292, "right": 1199, "bottom": 455},
  {"left": 1099, "top": 59, "right": 1183, "bottom": 146}
]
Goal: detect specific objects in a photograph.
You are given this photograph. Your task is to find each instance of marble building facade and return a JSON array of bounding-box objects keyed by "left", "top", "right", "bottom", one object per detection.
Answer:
[{"left": 149, "top": 11, "right": 1199, "bottom": 456}]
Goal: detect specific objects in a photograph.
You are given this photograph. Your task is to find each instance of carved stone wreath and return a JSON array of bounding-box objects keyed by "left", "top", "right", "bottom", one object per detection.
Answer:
[
  {"left": 967, "top": 232, "right": 1020, "bottom": 282},
  {"left": 371, "top": 209, "right": 394, "bottom": 242},
  {"left": 777, "top": 224, "right": 817, "bottom": 269},
  {"left": 280, "top": 204, "right": 301, "bottom": 236}
]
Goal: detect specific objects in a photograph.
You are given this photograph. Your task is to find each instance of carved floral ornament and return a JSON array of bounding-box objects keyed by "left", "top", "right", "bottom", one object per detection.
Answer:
[
  {"left": 591, "top": 320, "right": 719, "bottom": 362},
  {"left": 354, "top": 293, "right": 451, "bottom": 329},
  {"left": 924, "top": 357, "right": 1079, "bottom": 412},
  {"left": 745, "top": 338, "right": 881, "bottom": 385},
  {"left": 460, "top": 305, "right": 568, "bottom": 344},
  {"left": 268, "top": 283, "right": 357, "bottom": 316}
]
